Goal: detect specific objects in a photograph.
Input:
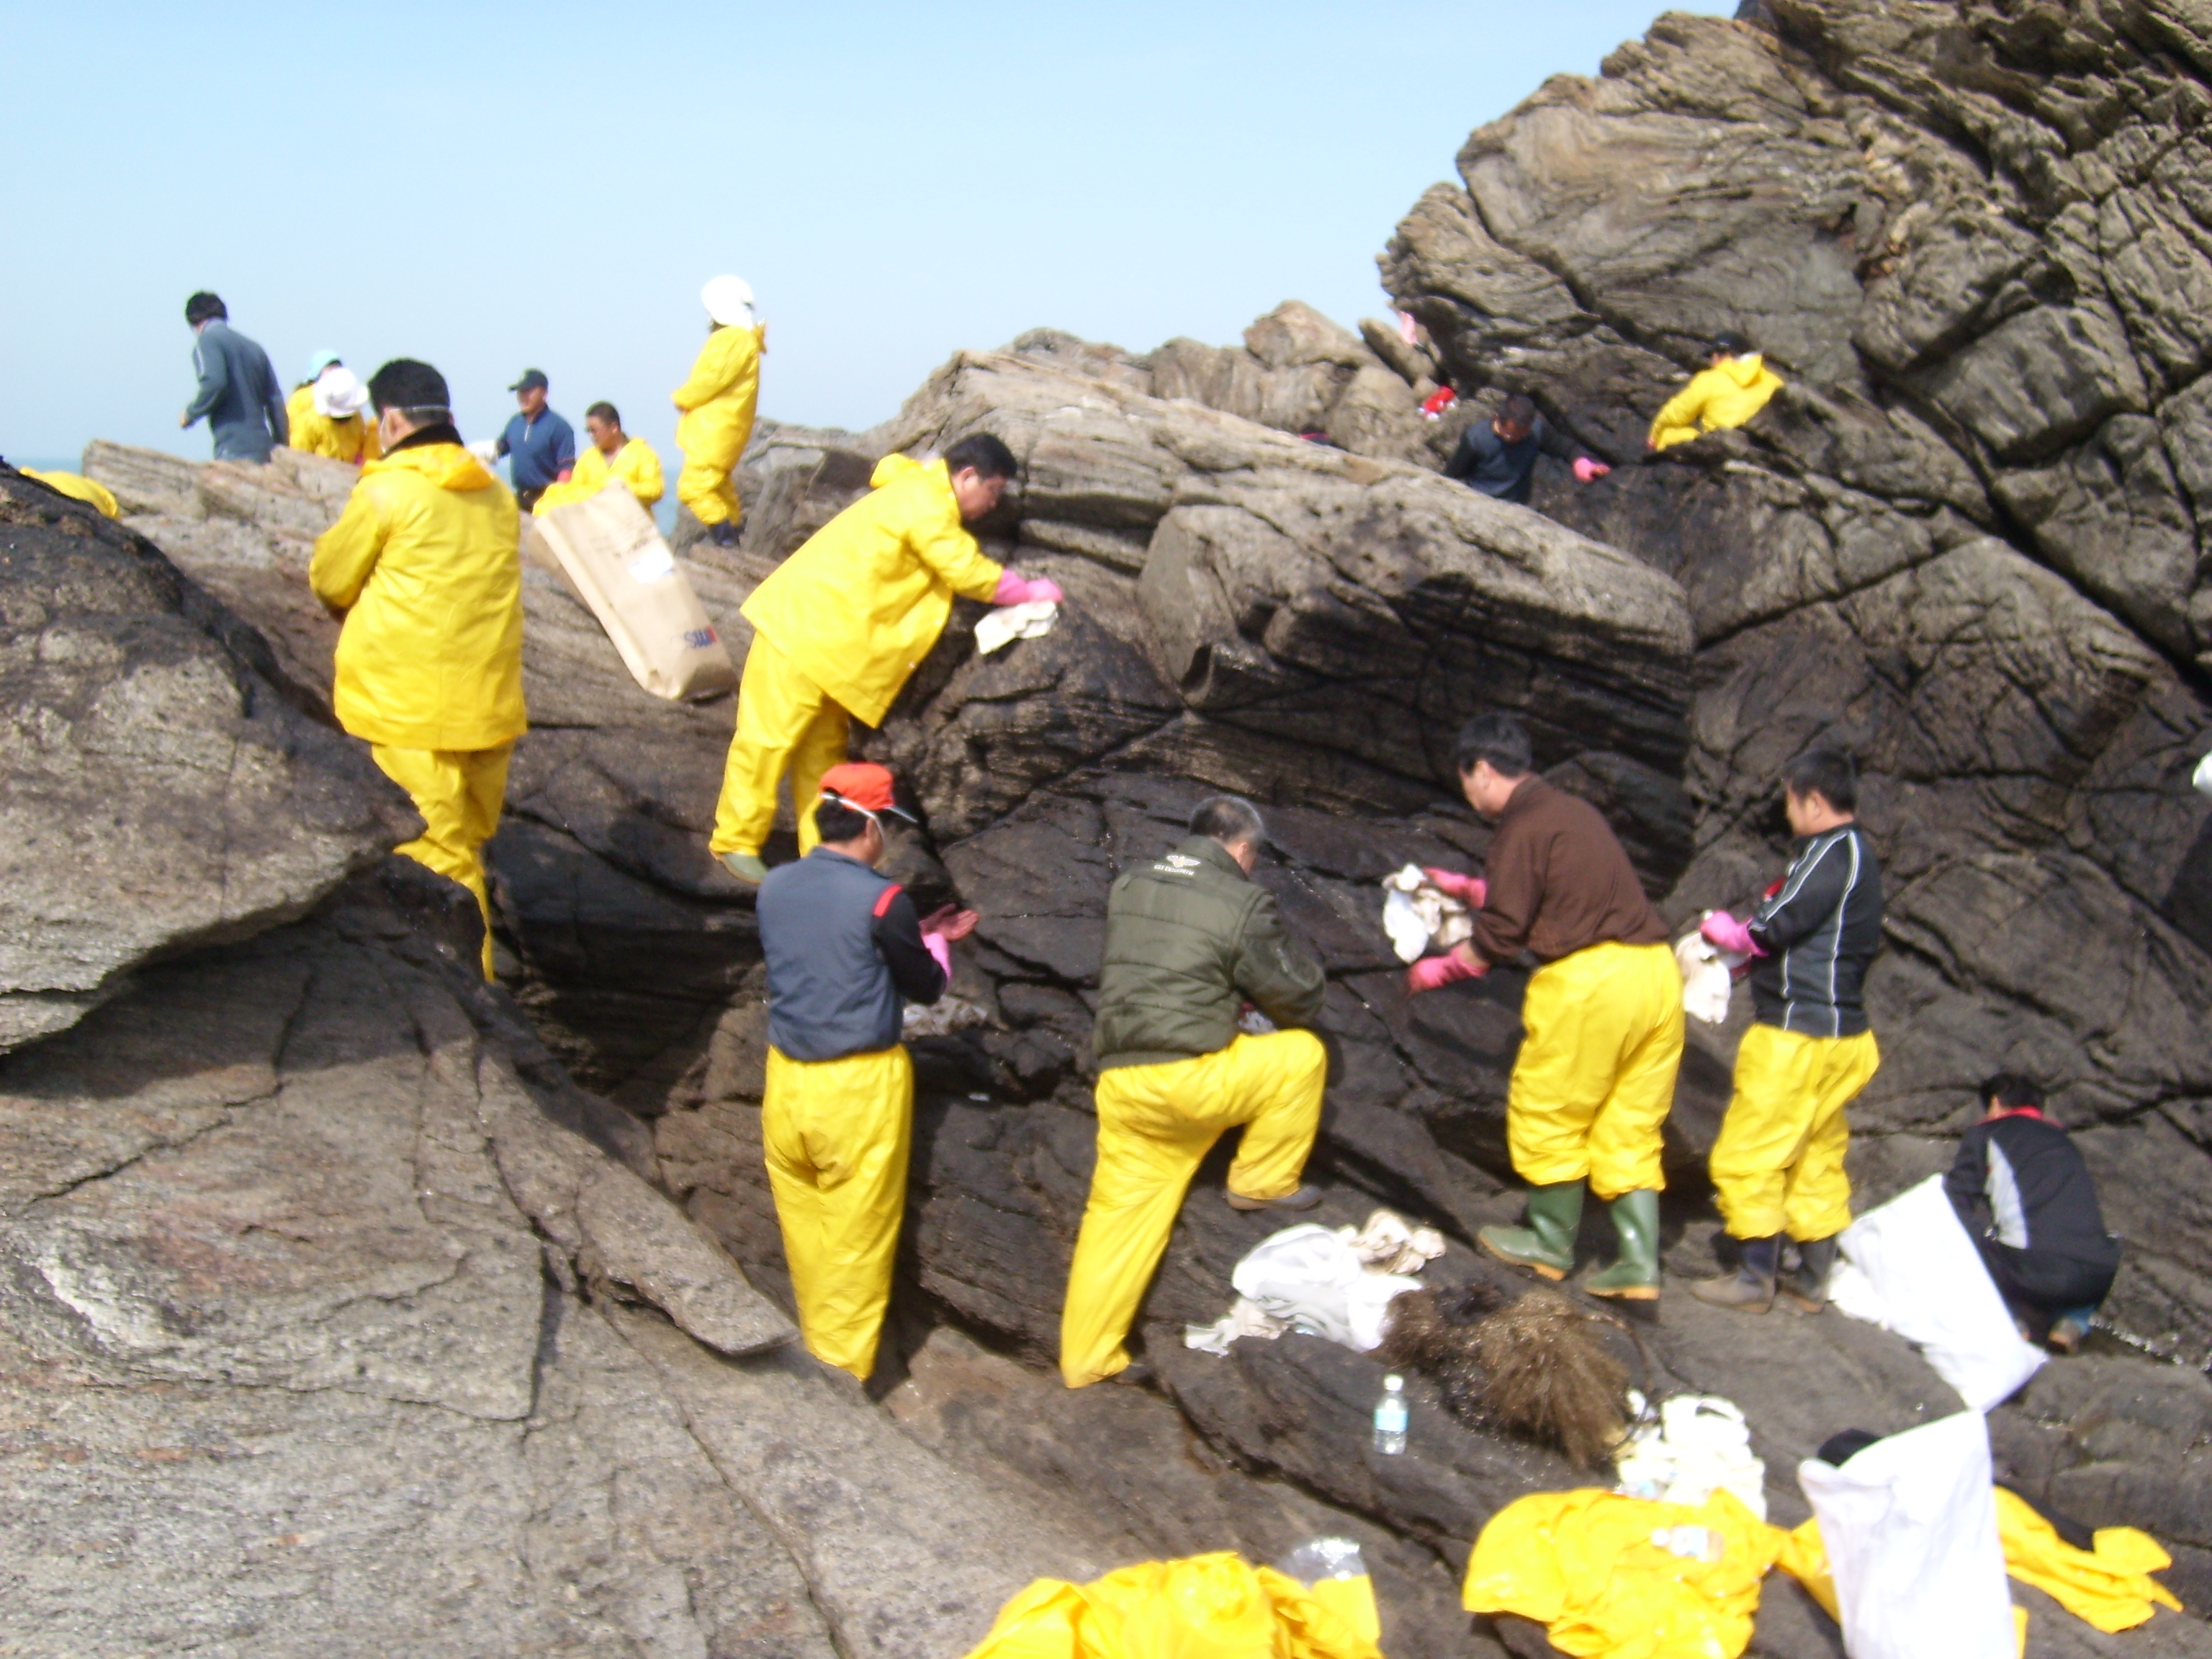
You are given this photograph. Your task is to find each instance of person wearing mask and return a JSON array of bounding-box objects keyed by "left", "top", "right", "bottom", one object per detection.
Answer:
[
  {"left": 495, "top": 369, "right": 575, "bottom": 513},
  {"left": 1409, "top": 713, "right": 1681, "bottom": 1301},
  {"left": 287, "top": 364, "right": 381, "bottom": 465},
  {"left": 755, "top": 762, "right": 975, "bottom": 1380},
  {"left": 710, "top": 431, "right": 1061, "bottom": 885},
  {"left": 1692, "top": 748, "right": 1884, "bottom": 1312},
  {"left": 672, "top": 276, "right": 765, "bottom": 547},
  {"left": 1061, "top": 794, "right": 1330, "bottom": 1388},
  {"left": 1946, "top": 1074, "right": 2121, "bottom": 1354},
  {"left": 1443, "top": 392, "right": 1610, "bottom": 505},
  {"left": 532, "top": 402, "right": 665, "bottom": 513},
  {"left": 180, "top": 292, "right": 288, "bottom": 462},
  {"left": 1647, "top": 332, "right": 1785, "bottom": 450},
  {"left": 310, "top": 359, "right": 524, "bottom": 980}
]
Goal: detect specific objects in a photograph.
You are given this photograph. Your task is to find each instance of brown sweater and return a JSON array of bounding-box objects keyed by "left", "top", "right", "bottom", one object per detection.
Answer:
[{"left": 1470, "top": 778, "right": 1668, "bottom": 966}]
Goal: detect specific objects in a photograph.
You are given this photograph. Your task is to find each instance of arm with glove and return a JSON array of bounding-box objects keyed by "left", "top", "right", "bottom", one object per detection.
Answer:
[
  {"left": 873, "top": 886, "right": 975, "bottom": 1006},
  {"left": 1536, "top": 418, "right": 1610, "bottom": 483},
  {"left": 1231, "top": 889, "right": 1327, "bottom": 1030}
]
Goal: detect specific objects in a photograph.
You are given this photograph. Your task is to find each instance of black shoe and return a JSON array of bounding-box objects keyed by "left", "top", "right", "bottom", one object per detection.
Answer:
[
  {"left": 707, "top": 521, "right": 740, "bottom": 548},
  {"left": 1780, "top": 1236, "right": 1839, "bottom": 1313}
]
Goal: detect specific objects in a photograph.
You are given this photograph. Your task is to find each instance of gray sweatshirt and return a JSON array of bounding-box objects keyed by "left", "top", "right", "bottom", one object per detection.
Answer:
[{"left": 185, "top": 321, "right": 289, "bottom": 461}]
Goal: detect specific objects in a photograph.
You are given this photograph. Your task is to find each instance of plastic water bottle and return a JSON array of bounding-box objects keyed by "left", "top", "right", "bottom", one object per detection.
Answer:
[{"left": 1372, "top": 1375, "right": 1408, "bottom": 1455}]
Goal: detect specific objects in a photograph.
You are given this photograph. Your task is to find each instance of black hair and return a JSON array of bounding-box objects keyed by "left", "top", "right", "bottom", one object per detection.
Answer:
[
  {"left": 1453, "top": 712, "right": 1534, "bottom": 778},
  {"left": 814, "top": 799, "right": 874, "bottom": 844},
  {"left": 1190, "top": 794, "right": 1264, "bottom": 848},
  {"left": 367, "top": 359, "right": 451, "bottom": 418},
  {"left": 1781, "top": 747, "right": 1857, "bottom": 814},
  {"left": 184, "top": 291, "right": 227, "bottom": 325},
  {"left": 1711, "top": 330, "right": 1750, "bottom": 356},
  {"left": 1498, "top": 392, "right": 1538, "bottom": 428},
  {"left": 942, "top": 431, "right": 1019, "bottom": 481},
  {"left": 584, "top": 401, "right": 621, "bottom": 427},
  {"left": 1979, "top": 1073, "right": 2042, "bottom": 1112}
]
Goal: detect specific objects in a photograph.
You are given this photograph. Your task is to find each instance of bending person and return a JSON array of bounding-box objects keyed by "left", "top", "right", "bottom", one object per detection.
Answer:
[
  {"left": 1443, "top": 392, "right": 1609, "bottom": 505},
  {"left": 755, "top": 763, "right": 974, "bottom": 1380},
  {"left": 534, "top": 402, "right": 664, "bottom": 513},
  {"left": 711, "top": 431, "right": 1060, "bottom": 884},
  {"left": 1647, "top": 331, "right": 1784, "bottom": 450},
  {"left": 310, "top": 359, "right": 525, "bottom": 979},
  {"left": 672, "top": 276, "right": 764, "bottom": 547},
  {"left": 1408, "top": 714, "right": 1681, "bottom": 1301},
  {"left": 1061, "top": 796, "right": 1329, "bottom": 1388}
]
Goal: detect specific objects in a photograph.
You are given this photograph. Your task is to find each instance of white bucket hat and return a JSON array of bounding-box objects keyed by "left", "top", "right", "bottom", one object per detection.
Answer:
[
  {"left": 701, "top": 274, "right": 755, "bottom": 328},
  {"left": 313, "top": 365, "right": 369, "bottom": 419}
]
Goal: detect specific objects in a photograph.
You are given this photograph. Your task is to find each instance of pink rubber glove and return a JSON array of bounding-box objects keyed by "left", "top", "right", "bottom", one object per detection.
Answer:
[
  {"left": 992, "top": 570, "right": 1064, "bottom": 607},
  {"left": 1407, "top": 944, "right": 1488, "bottom": 995},
  {"left": 1422, "top": 867, "right": 1488, "bottom": 908},
  {"left": 922, "top": 930, "right": 953, "bottom": 980},
  {"left": 1573, "top": 456, "right": 1612, "bottom": 483},
  {"left": 1701, "top": 910, "right": 1758, "bottom": 956}
]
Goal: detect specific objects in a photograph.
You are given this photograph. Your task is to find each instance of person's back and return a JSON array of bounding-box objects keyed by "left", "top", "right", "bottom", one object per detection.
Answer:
[
  {"left": 1650, "top": 333, "right": 1784, "bottom": 451},
  {"left": 182, "top": 294, "right": 289, "bottom": 462},
  {"left": 757, "top": 847, "right": 938, "bottom": 1061}
]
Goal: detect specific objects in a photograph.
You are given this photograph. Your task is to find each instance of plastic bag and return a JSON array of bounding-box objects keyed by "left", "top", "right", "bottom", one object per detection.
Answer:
[{"left": 1614, "top": 1393, "right": 1768, "bottom": 1520}]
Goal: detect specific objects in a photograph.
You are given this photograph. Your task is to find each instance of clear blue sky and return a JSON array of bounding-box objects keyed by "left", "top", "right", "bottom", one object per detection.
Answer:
[{"left": 1, "top": 3, "right": 1725, "bottom": 475}]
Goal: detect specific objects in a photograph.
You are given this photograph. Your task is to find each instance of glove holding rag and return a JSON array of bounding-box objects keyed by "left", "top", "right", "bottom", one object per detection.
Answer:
[
  {"left": 1422, "top": 868, "right": 1488, "bottom": 908},
  {"left": 992, "top": 570, "right": 1064, "bottom": 608},
  {"left": 1701, "top": 911, "right": 1760, "bottom": 958},
  {"left": 1408, "top": 943, "right": 1488, "bottom": 995},
  {"left": 920, "top": 904, "right": 979, "bottom": 980}
]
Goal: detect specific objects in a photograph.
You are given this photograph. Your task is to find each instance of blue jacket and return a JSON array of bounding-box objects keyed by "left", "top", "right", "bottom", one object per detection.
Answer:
[
  {"left": 497, "top": 408, "right": 576, "bottom": 493},
  {"left": 757, "top": 848, "right": 946, "bottom": 1061},
  {"left": 186, "top": 322, "right": 289, "bottom": 461}
]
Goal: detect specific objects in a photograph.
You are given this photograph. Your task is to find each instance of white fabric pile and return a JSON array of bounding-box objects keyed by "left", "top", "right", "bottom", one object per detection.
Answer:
[
  {"left": 975, "top": 599, "right": 1058, "bottom": 655},
  {"left": 1614, "top": 1393, "right": 1768, "bottom": 1519},
  {"left": 1380, "top": 864, "right": 1473, "bottom": 963},
  {"left": 1673, "top": 923, "right": 1746, "bottom": 1026},
  {"left": 1185, "top": 1210, "right": 1445, "bottom": 1357}
]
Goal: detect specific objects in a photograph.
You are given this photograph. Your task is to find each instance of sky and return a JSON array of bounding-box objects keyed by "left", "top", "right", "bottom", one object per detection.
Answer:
[{"left": 0, "top": 2, "right": 1728, "bottom": 476}]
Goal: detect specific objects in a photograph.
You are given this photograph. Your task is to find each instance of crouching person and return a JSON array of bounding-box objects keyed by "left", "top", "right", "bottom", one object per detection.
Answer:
[
  {"left": 756, "top": 763, "right": 975, "bottom": 1381},
  {"left": 1060, "top": 796, "right": 1329, "bottom": 1388}
]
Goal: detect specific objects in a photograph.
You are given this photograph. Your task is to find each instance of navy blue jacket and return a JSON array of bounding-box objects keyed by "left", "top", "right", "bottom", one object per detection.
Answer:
[
  {"left": 186, "top": 322, "right": 289, "bottom": 461},
  {"left": 498, "top": 408, "right": 576, "bottom": 493},
  {"left": 757, "top": 848, "right": 945, "bottom": 1061},
  {"left": 1442, "top": 415, "right": 1583, "bottom": 505},
  {"left": 1746, "top": 823, "right": 1884, "bottom": 1038}
]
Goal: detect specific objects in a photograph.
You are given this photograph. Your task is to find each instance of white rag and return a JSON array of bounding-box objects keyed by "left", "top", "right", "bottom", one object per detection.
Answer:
[
  {"left": 1380, "top": 863, "right": 1473, "bottom": 964},
  {"left": 1185, "top": 1217, "right": 1428, "bottom": 1355},
  {"left": 975, "top": 599, "right": 1058, "bottom": 655},
  {"left": 1614, "top": 1392, "right": 1768, "bottom": 1519},
  {"left": 2194, "top": 752, "right": 2212, "bottom": 798},
  {"left": 1338, "top": 1209, "right": 1447, "bottom": 1276},
  {"left": 1673, "top": 924, "right": 1745, "bottom": 1025},
  {"left": 1827, "top": 1174, "right": 2045, "bottom": 1411}
]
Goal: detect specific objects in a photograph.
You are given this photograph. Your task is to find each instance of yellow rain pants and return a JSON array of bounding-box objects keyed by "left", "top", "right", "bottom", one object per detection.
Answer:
[
  {"left": 372, "top": 742, "right": 513, "bottom": 980},
  {"left": 964, "top": 1553, "right": 1382, "bottom": 1659},
  {"left": 1507, "top": 941, "right": 1684, "bottom": 1198},
  {"left": 534, "top": 436, "right": 665, "bottom": 513},
  {"left": 1060, "top": 1030, "right": 1326, "bottom": 1388},
  {"left": 1465, "top": 1489, "right": 1785, "bottom": 1659},
  {"left": 709, "top": 632, "right": 849, "bottom": 860},
  {"left": 1709, "top": 1023, "right": 1879, "bottom": 1241},
  {"left": 673, "top": 323, "right": 763, "bottom": 527},
  {"left": 1648, "top": 354, "right": 1786, "bottom": 450},
  {"left": 20, "top": 468, "right": 120, "bottom": 518},
  {"left": 763, "top": 1043, "right": 914, "bottom": 1380}
]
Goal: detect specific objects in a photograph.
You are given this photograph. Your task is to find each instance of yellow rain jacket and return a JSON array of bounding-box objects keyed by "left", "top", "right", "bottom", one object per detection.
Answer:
[
  {"left": 288, "top": 400, "right": 382, "bottom": 465},
  {"left": 672, "top": 323, "right": 763, "bottom": 526},
  {"left": 533, "top": 437, "right": 666, "bottom": 514},
  {"left": 965, "top": 1553, "right": 1382, "bottom": 1659},
  {"left": 310, "top": 441, "right": 526, "bottom": 751},
  {"left": 1648, "top": 354, "right": 1785, "bottom": 450},
  {"left": 20, "top": 468, "right": 120, "bottom": 518},
  {"left": 739, "top": 454, "right": 1004, "bottom": 727},
  {"left": 1463, "top": 1490, "right": 1785, "bottom": 1659}
]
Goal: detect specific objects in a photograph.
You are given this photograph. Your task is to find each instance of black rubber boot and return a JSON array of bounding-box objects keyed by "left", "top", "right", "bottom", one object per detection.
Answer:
[
  {"left": 1691, "top": 1235, "right": 1779, "bottom": 1312},
  {"left": 1781, "top": 1235, "right": 1839, "bottom": 1313}
]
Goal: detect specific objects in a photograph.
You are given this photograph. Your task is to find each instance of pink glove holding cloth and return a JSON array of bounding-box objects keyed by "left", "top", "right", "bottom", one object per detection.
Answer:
[
  {"left": 1421, "top": 867, "right": 1488, "bottom": 908},
  {"left": 1573, "top": 456, "right": 1612, "bottom": 482},
  {"left": 1701, "top": 910, "right": 1759, "bottom": 957},
  {"left": 1407, "top": 944, "right": 1488, "bottom": 995},
  {"left": 993, "top": 570, "right": 1064, "bottom": 608}
]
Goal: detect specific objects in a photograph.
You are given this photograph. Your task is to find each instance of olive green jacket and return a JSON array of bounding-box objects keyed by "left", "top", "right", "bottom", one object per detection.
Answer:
[{"left": 1093, "top": 836, "right": 1328, "bottom": 1071}]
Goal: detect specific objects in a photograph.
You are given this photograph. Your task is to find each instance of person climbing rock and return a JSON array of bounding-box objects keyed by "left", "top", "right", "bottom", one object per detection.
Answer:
[
  {"left": 495, "top": 368, "right": 575, "bottom": 513},
  {"left": 709, "top": 430, "right": 1060, "bottom": 884},
  {"left": 1946, "top": 1074, "right": 2121, "bottom": 1354},
  {"left": 672, "top": 276, "right": 765, "bottom": 547},
  {"left": 180, "top": 292, "right": 289, "bottom": 462},
  {"left": 287, "top": 365, "right": 381, "bottom": 465},
  {"left": 309, "top": 358, "right": 524, "bottom": 980},
  {"left": 1443, "top": 392, "right": 1609, "bottom": 505},
  {"left": 1647, "top": 331, "right": 1784, "bottom": 450},
  {"left": 1061, "top": 795, "right": 1329, "bottom": 1388},
  {"left": 1408, "top": 713, "right": 1680, "bottom": 1302},
  {"left": 1692, "top": 747, "right": 1884, "bottom": 1313},
  {"left": 532, "top": 401, "right": 663, "bottom": 513}
]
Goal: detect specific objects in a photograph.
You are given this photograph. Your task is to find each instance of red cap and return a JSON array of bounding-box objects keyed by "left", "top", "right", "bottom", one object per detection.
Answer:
[{"left": 817, "top": 762, "right": 915, "bottom": 822}]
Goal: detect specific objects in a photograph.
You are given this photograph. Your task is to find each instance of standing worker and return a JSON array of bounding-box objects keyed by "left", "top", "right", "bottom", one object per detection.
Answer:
[
  {"left": 287, "top": 364, "right": 382, "bottom": 464},
  {"left": 1692, "top": 748, "right": 1884, "bottom": 1313},
  {"left": 671, "top": 276, "right": 764, "bottom": 548},
  {"left": 755, "top": 762, "right": 975, "bottom": 1380},
  {"left": 532, "top": 402, "right": 664, "bottom": 513},
  {"left": 180, "top": 292, "right": 288, "bottom": 462},
  {"left": 1061, "top": 796, "right": 1330, "bottom": 1388},
  {"left": 710, "top": 431, "right": 1061, "bottom": 884},
  {"left": 495, "top": 369, "right": 575, "bottom": 513},
  {"left": 1408, "top": 714, "right": 1681, "bottom": 1301},
  {"left": 1647, "top": 332, "right": 1784, "bottom": 451},
  {"left": 310, "top": 359, "right": 524, "bottom": 980}
]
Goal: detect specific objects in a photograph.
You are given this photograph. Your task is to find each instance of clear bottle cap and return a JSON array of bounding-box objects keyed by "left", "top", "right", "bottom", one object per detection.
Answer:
[{"left": 1383, "top": 1374, "right": 1403, "bottom": 1390}]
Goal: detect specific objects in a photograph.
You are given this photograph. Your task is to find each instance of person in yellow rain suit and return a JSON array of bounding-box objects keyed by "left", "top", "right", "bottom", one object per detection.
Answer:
[
  {"left": 1408, "top": 713, "right": 1683, "bottom": 1302},
  {"left": 309, "top": 359, "right": 524, "bottom": 980},
  {"left": 966, "top": 1552, "right": 1382, "bottom": 1659},
  {"left": 532, "top": 401, "right": 665, "bottom": 513},
  {"left": 710, "top": 430, "right": 1061, "bottom": 884},
  {"left": 287, "top": 364, "right": 383, "bottom": 465},
  {"left": 1061, "top": 795, "right": 1331, "bottom": 1388},
  {"left": 19, "top": 467, "right": 120, "bottom": 518},
  {"left": 284, "top": 349, "right": 342, "bottom": 436},
  {"left": 672, "top": 275, "right": 764, "bottom": 548},
  {"left": 755, "top": 762, "right": 976, "bottom": 1380},
  {"left": 1648, "top": 331, "right": 1784, "bottom": 450}
]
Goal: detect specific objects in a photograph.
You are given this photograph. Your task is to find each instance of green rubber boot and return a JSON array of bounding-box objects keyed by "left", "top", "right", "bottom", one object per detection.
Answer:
[
  {"left": 1583, "top": 1190, "right": 1663, "bottom": 1301},
  {"left": 1479, "top": 1181, "right": 1584, "bottom": 1280},
  {"left": 719, "top": 850, "right": 770, "bottom": 885}
]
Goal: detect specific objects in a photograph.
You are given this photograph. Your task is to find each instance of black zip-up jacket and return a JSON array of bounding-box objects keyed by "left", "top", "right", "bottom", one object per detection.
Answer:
[
  {"left": 1747, "top": 823, "right": 1883, "bottom": 1038},
  {"left": 1442, "top": 416, "right": 1586, "bottom": 505},
  {"left": 1945, "top": 1111, "right": 2121, "bottom": 1271},
  {"left": 756, "top": 848, "right": 945, "bottom": 1061}
]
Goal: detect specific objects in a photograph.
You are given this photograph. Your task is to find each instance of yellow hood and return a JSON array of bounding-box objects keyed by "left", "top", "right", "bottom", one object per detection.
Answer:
[
  {"left": 869, "top": 452, "right": 941, "bottom": 490},
  {"left": 364, "top": 441, "right": 498, "bottom": 492},
  {"left": 1719, "top": 354, "right": 1769, "bottom": 387}
]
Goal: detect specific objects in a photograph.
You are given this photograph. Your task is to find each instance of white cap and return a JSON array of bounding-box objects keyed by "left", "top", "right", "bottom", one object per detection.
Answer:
[
  {"left": 701, "top": 274, "right": 755, "bottom": 328},
  {"left": 313, "top": 365, "right": 369, "bottom": 419}
]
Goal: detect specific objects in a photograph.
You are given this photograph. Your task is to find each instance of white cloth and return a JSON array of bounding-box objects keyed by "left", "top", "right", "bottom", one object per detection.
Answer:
[
  {"left": 1673, "top": 922, "right": 1745, "bottom": 1025},
  {"left": 1614, "top": 1393, "right": 1768, "bottom": 1519},
  {"left": 975, "top": 599, "right": 1058, "bottom": 656},
  {"left": 311, "top": 365, "right": 368, "bottom": 418},
  {"left": 1380, "top": 864, "right": 1473, "bottom": 964},
  {"left": 1828, "top": 1174, "right": 2045, "bottom": 1411},
  {"left": 1186, "top": 1223, "right": 1424, "bottom": 1354},
  {"left": 1184, "top": 1297, "right": 1285, "bottom": 1355},
  {"left": 1338, "top": 1209, "right": 1447, "bottom": 1276},
  {"left": 1798, "top": 1411, "right": 2014, "bottom": 1659}
]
